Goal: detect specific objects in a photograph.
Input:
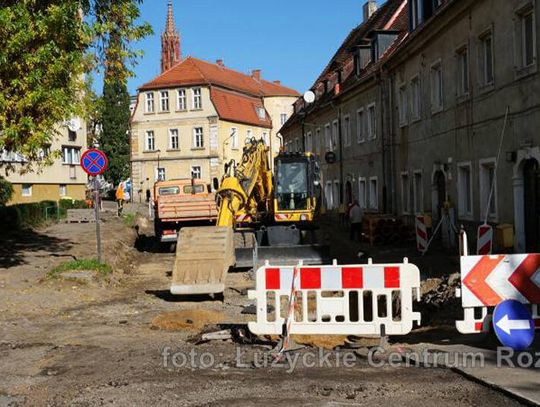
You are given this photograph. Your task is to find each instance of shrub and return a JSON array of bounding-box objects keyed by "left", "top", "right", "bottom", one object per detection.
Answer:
[{"left": 0, "top": 177, "right": 14, "bottom": 206}]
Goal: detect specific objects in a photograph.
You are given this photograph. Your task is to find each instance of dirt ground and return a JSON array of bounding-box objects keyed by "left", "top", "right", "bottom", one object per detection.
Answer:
[{"left": 0, "top": 210, "right": 524, "bottom": 406}]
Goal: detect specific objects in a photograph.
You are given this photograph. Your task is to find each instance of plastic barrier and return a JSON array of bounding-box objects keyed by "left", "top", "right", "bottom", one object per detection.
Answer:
[
  {"left": 476, "top": 224, "right": 493, "bottom": 255},
  {"left": 456, "top": 231, "right": 540, "bottom": 333},
  {"left": 248, "top": 259, "right": 421, "bottom": 336},
  {"left": 415, "top": 216, "right": 428, "bottom": 252}
]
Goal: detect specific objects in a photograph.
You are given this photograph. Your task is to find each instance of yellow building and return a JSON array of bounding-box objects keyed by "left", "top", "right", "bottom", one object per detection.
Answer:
[{"left": 3, "top": 119, "right": 88, "bottom": 204}]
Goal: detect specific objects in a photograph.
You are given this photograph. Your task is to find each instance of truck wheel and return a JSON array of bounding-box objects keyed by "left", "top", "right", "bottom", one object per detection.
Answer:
[{"left": 154, "top": 219, "right": 163, "bottom": 239}]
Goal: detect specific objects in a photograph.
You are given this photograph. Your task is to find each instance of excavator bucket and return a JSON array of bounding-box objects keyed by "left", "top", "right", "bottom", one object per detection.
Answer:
[
  {"left": 235, "top": 244, "right": 330, "bottom": 269},
  {"left": 170, "top": 226, "right": 235, "bottom": 295}
]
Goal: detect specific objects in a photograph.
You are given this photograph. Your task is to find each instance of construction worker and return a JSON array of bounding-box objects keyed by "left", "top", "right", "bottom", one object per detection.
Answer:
[
  {"left": 116, "top": 182, "right": 124, "bottom": 216},
  {"left": 349, "top": 199, "right": 363, "bottom": 241}
]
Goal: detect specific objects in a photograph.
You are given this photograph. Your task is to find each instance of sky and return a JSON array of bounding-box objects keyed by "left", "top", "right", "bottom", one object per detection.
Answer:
[{"left": 93, "top": 0, "right": 383, "bottom": 96}]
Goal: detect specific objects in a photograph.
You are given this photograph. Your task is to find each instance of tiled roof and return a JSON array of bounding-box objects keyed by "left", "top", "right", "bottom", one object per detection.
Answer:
[
  {"left": 140, "top": 56, "right": 299, "bottom": 98},
  {"left": 210, "top": 88, "right": 272, "bottom": 128}
]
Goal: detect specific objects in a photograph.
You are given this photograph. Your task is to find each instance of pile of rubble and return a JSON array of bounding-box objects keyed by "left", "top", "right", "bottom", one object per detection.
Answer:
[{"left": 419, "top": 273, "right": 462, "bottom": 325}]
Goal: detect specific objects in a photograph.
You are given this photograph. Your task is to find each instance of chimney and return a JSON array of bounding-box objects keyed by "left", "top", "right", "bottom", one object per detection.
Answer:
[
  {"left": 216, "top": 59, "right": 224, "bottom": 67},
  {"left": 363, "top": 0, "right": 378, "bottom": 21},
  {"left": 251, "top": 69, "right": 261, "bottom": 81},
  {"left": 273, "top": 80, "right": 281, "bottom": 85}
]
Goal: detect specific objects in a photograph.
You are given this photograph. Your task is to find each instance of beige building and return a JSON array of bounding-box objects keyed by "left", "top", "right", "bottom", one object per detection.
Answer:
[
  {"left": 130, "top": 4, "right": 298, "bottom": 199},
  {"left": 2, "top": 119, "right": 88, "bottom": 204}
]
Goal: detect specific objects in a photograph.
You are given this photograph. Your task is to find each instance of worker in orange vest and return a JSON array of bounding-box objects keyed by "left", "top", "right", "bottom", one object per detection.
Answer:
[{"left": 116, "top": 183, "right": 125, "bottom": 216}]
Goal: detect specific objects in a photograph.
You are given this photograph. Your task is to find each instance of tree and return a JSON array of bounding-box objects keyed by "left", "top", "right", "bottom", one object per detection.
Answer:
[
  {"left": 0, "top": 177, "right": 14, "bottom": 206},
  {"left": 0, "top": 0, "right": 152, "bottom": 168}
]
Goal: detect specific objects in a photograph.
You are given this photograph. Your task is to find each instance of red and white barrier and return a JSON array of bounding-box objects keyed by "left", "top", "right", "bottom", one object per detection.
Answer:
[
  {"left": 415, "top": 216, "right": 428, "bottom": 253},
  {"left": 476, "top": 224, "right": 493, "bottom": 255},
  {"left": 456, "top": 230, "right": 540, "bottom": 333},
  {"left": 248, "top": 259, "right": 421, "bottom": 336},
  {"left": 235, "top": 214, "right": 252, "bottom": 223}
]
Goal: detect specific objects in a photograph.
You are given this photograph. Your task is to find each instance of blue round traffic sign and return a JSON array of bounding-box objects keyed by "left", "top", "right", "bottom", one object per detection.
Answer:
[
  {"left": 81, "top": 149, "right": 108, "bottom": 176},
  {"left": 493, "top": 300, "right": 534, "bottom": 351}
]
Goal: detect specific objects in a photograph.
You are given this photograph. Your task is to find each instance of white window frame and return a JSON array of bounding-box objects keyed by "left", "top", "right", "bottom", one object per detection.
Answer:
[
  {"left": 192, "top": 88, "right": 202, "bottom": 110},
  {"left": 413, "top": 170, "right": 424, "bottom": 215},
  {"left": 231, "top": 127, "right": 239, "bottom": 150},
  {"left": 430, "top": 60, "right": 443, "bottom": 114},
  {"left": 156, "top": 167, "right": 166, "bottom": 182},
  {"left": 145, "top": 130, "right": 155, "bottom": 151},
  {"left": 332, "top": 119, "right": 339, "bottom": 150},
  {"left": 262, "top": 132, "right": 269, "bottom": 146},
  {"left": 356, "top": 108, "right": 365, "bottom": 143},
  {"left": 177, "top": 89, "right": 187, "bottom": 111},
  {"left": 367, "top": 103, "right": 376, "bottom": 140},
  {"left": 145, "top": 92, "right": 154, "bottom": 113},
  {"left": 59, "top": 184, "right": 67, "bottom": 197},
  {"left": 358, "top": 176, "right": 367, "bottom": 209},
  {"left": 191, "top": 166, "right": 202, "bottom": 179},
  {"left": 410, "top": 75, "right": 421, "bottom": 121},
  {"left": 479, "top": 158, "right": 498, "bottom": 221},
  {"left": 169, "top": 129, "right": 179, "bottom": 150},
  {"left": 479, "top": 29, "right": 495, "bottom": 87},
  {"left": 515, "top": 4, "right": 537, "bottom": 74},
  {"left": 62, "top": 146, "right": 80, "bottom": 165},
  {"left": 193, "top": 127, "right": 204, "bottom": 149},
  {"left": 325, "top": 181, "right": 334, "bottom": 210},
  {"left": 398, "top": 83, "right": 408, "bottom": 127},
  {"left": 22, "top": 184, "right": 32, "bottom": 197},
  {"left": 257, "top": 107, "right": 266, "bottom": 120},
  {"left": 456, "top": 45, "right": 470, "bottom": 98},
  {"left": 246, "top": 129, "right": 253, "bottom": 142},
  {"left": 325, "top": 123, "right": 332, "bottom": 151},
  {"left": 160, "top": 91, "right": 169, "bottom": 112},
  {"left": 280, "top": 113, "right": 288, "bottom": 126},
  {"left": 457, "top": 161, "right": 474, "bottom": 219},
  {"left": 369, "top": 176, "right": 378, "bottom": 210},
  {"left": 343, "top": 114, "right": 351, "bottom": 147},
  {"left": 400, "top": 171, "right": 411, "bottom": 215}
]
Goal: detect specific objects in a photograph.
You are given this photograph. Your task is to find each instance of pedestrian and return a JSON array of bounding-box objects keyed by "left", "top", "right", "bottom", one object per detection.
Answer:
[
  {"left": 146, "top": 189, "right": 151, "bottom": 203},
  {"left": 116, "top": 183, "right": 124, "bottom": 216},
  {"left": 349, "top": 199, "right": 363, "bottom": 241}
]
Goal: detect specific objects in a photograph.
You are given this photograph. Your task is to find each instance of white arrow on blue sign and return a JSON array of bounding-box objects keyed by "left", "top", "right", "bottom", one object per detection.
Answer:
[{"left": 493, "top": 299, "right": 535, "bottom": 351}]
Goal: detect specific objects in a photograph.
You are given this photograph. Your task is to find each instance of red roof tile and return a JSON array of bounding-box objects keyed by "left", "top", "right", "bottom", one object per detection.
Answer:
[
  {"left": 140, "top": 57, "right": 299, "bottom": 98},
  {"left": 210, "top": 88, "right": 272, "bottom": 129}
]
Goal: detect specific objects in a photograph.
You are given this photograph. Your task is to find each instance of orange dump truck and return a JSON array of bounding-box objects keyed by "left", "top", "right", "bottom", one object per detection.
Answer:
[{"left": 153, "top": 179, "right": 218, "bottom": 242}]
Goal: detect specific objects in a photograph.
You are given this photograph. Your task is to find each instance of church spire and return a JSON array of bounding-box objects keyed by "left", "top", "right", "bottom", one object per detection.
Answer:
[{"left": 161, "top": 0, "right": 181, "bottom": 73}]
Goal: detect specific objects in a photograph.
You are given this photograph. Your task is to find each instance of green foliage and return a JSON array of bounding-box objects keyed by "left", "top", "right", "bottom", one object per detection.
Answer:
[
  {"left": 0, "top": 177, "right": 14, "bottom": 205},
  {"left": 122, "top": 212, "right": 136, "bottom": 227},
  {"left": 0, "top": 200, "right": 59, "bottom": 229},
  {"left": 48, "top": 258, "right": 112, "bottom": 279},
  {"left": 59, "top": 198, "right": 89, "bottom": 210},
  {"left": 0, "top": 0, "right": 152, "bottom": 167}
]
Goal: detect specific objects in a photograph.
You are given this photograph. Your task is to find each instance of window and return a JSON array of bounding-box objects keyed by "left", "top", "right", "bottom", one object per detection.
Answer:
[
  {"left": 231, "top": 128, "right": 239, "bottom": 149},
  {"left": 430, "top": 61, "right": 443, "bottom": 112},
  {"left": 156, "top": 168, "right": 166, "bottom": 181},
  {"left": 343, "top": 115, "right": 351, "bottom": 147},
  {"left": 62, "top": 147, "right": 80, "bottom": 164},
  {"left": 325, "top": 123, "right": 332, "bottom": 151},
  {"left": 145, "top": 92, "right": 154, "bottom": 113},
  {"left": 457, "top": 163, "right": 473, "bottom": 218},
  {"left": 325, "top": 182, "right": 334, "bottom": 209},
  {"left": 169, "top": 129, "right": 179, "bottom": 150},
  {"left": 262, "top": 132, "right": 269, "bottom": 146},
  {"left": 22, "top": 184, "right": 32, "bottom": 197},
  {"left": 192, "top": 88, "right": 202, "bottom": 109},
  {"left": 280, "top": 113, "right": 288, "bottom": 125},
  {"left": 358, "top": 177, "right": 367, "bottom": 209},
  {"left": 247, "top": 129, "right": 253, "bottom": 141},
  {"left": 160, "top": 91, "right": 169, "bottom": 112},
  {"left": 398, "top": 84, "right": 408, "bottom": 126},
  {"left": 479, "top": 31, "right": 494, "bottom": 85},
  {"left": 369, "top": 177, "right": 378, "bottom": 210},
  {"left": 59, "top": 185, "right": 67, "bottom": 197},
  {"left": 332, "top": 120, "right": 339, "bottom": 150},
  {"left": 401, "top": 172, "right": 410, "bottom": 214},
  {"left": 410, "top": 76, "right": 421, "bottom": 121},
  {"left": 191, "top": 166, "right": 202, "bottom": 179},
  {"left": 456, "top": 47, "right": 469, "bottom": 96},
  {"left": 193, "top": 127, "right": 204, "bottom": 148},
  {"left": 257, "top": 107, "right": 266, "bottom": 120},
  {"left": 333, "top": 181, "right": 341, "bottom": 206},
  {"left": 410, "top": 0, "right": 424, "bottom": 30},
  {"left": 480, "top": 159, "right": 498, "bottom": 220},
  {"left": 68, "top": 130, "right": 77, "bottom": 141},
  {"left": 356, "top": 109, "right": 365, "bottom": 143},
  {"left": 413, "top": 171, "right": 423, "bottom": 214},
  {"left": 367, "top": 104, "right": 376, "bottom": 140},
  {"left": 516, "top": 7, "right": 536, "bottom": 70},
  {"left": 177, "top": 89, "right": 187, "bottom": 110},
  {"left": 145, "top": 130, "right": 155, "bottom": 151}
]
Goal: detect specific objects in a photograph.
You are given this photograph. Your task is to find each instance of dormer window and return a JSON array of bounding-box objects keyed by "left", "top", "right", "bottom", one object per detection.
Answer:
[
  {"left": 256, "top": 107, "right": 266, "bottom": 120},
  {"left": 371, "top": 31, "right": 399, "bottom": 62},
  {"left": 354, "top": 45, "right": 372, "bottom": 75}
]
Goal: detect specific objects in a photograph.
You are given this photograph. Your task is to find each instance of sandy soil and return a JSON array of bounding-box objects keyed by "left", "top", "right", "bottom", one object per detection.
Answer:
[{"left": 0, "top": 211, "right": 523, "bottom": 406}]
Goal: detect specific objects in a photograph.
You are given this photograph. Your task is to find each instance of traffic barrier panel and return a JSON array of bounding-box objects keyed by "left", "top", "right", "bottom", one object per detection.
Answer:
[
  {"left": 248, "top": 259, "right": 421, "bottom": 336},
  {"left": 476, "top": 224, "right": 493, "bottom": 255},
  {"left": 415, "top": 216, "right": 428, "bottom": 253},
  {"left": 456, "top": 231, "right": 540, "bottom": 333}
]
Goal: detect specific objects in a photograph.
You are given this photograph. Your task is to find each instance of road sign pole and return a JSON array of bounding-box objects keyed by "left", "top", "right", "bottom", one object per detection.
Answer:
[{"left": 94, "top": 177, "right": 102, "bottom": 264}]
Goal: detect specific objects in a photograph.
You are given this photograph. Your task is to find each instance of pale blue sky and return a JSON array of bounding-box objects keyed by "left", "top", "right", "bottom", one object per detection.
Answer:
[{"left": 92, "top": 0, "right": 383, "bottom": 95}]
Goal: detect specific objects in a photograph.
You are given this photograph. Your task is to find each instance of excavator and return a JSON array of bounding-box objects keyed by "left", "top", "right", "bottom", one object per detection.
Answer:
[{"left": 170, "top": 138, "right": 329, "bottom": 295}]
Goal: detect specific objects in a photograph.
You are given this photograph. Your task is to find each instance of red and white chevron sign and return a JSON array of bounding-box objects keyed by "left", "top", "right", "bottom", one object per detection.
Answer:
[
  {"left": 476, "top": 224, "right": 493, "bottom": 255},
  {"left": 461, "top": 254, "right": 540, "bottom": 307}
]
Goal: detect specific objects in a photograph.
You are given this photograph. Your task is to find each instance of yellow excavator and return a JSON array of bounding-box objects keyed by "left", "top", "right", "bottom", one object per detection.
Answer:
[{"left": 170, "top": 138, "right": 328, "bottom": 295}]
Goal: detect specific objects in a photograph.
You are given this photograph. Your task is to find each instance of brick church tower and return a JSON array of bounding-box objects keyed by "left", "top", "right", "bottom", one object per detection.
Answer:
[{"left": 161, "top": 0, "right": 181, "bottom": 73}]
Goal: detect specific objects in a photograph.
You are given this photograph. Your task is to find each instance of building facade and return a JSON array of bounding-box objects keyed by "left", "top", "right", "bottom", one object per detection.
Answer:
[
  {"left": 2, "top": 120, "right": 88, "bottom": 204},
  {"left": 130, "top": 3, "right": 298, "bottom": 200},
  {"left": 282, "top": 0, "right": 540, "bottom": 251}
]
